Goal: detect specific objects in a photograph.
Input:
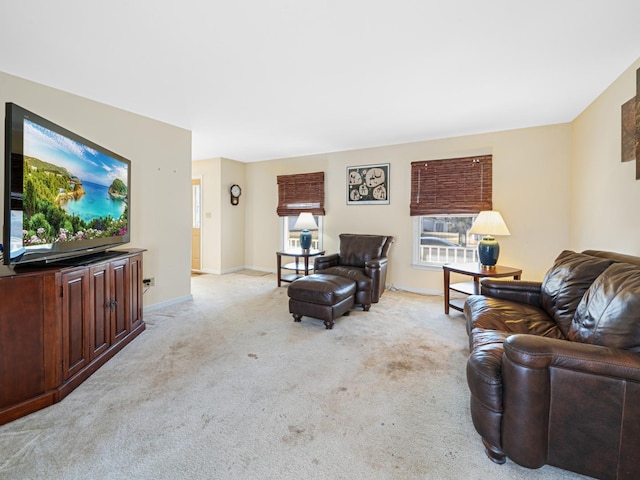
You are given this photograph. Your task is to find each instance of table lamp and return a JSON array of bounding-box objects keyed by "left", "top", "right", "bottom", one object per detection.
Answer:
[
  {"left": 468, "top": 210, "right": 511, "bottom": 267},
  {"left": 294, "top": 212, "right": 318, "bottom": 250}
]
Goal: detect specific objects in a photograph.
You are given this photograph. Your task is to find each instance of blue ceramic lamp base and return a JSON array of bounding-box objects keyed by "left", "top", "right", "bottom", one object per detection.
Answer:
[
  {"left": 478, "top": 235, "right": 500, "bottom": 267},
  {"left": 299, "top": 230, "right": 312, "bottom": 250}
]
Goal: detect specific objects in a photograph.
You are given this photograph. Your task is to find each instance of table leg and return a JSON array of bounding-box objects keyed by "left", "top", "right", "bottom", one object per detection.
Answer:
[
  {"left": 443, "top": 268, "right": 450, "bottom": 314},
  {"left": 277, "top": 254, "right": 282, "bottom": 287},
  {"left": 472, "top": 275, "right": 480, "bottom": 294},
  {"left": 304, "top": 256, "right": 310, "bottom": 276}
]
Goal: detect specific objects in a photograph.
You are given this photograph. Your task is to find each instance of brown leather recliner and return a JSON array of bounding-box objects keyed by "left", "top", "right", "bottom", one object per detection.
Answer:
[
  {"left": 314, "top": 233, "right": 393, "bottom": 311},
  {"left": 464, "top": 249, "right": 640, "bottom": 480}
]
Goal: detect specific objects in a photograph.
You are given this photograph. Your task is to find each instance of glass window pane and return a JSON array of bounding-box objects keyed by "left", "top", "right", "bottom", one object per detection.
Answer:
[
  {"left": 283, "top": 215, "right": 322, "bottom": 250},
  {"left": 192, "top": 184, "right": 200, "bottom": 228},
  {"left": 415, "top": 214, "right": 479, "bottom": 265}
]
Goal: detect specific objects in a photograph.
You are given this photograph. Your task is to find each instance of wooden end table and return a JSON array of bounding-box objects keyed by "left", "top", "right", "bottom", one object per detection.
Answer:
[
  {"left": 276, "top": 249, "right": 325, "bottom": 287},
  {"left": 443, "top": 263, "right": 522, "bottom": 314}
]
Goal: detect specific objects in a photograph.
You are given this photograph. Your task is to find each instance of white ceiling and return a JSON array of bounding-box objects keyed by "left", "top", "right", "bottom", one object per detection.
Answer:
[{"left": 2, "top": 1, "right": 640, "bottom": 162}]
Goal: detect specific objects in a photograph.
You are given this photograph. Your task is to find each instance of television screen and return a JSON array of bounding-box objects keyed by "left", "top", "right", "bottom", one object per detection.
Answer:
[{"left": 4, "top": 103, "right": 131, "bottom": 265}]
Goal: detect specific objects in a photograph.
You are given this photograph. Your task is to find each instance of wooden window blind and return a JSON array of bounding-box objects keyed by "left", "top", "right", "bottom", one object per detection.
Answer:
[
  {"left": 276, "top": 171, "right": 326, "bottom": 217},
  {"left": 410, "top": 155, "right": 492, "bottom": 216}
]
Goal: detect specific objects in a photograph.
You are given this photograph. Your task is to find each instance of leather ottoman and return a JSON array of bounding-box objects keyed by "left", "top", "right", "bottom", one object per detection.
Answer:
[{"left": 287, "top": 274, "right": 356, "bottom": 329}]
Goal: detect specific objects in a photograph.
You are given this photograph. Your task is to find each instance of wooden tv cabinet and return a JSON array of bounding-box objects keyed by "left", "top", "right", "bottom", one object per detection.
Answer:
[{"left": 0, "top": 249, "right": 145, "bottom": 425}]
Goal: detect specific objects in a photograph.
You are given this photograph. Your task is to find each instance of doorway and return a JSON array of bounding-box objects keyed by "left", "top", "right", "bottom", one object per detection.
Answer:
[{"left": 191, "top": 178, "right": 202, "bottom": 271}]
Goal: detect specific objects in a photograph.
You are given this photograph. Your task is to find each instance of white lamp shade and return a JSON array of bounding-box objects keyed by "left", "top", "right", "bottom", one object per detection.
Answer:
[
  {"left": 468, "top": 211, "right": 511, "bottom": 236},
  {"left": 293, "top": 212, "right": 318, "bottom": 230}
]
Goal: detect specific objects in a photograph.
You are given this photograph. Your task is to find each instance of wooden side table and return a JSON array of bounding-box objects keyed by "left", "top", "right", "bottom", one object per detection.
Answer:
[
  {"left": 276, "top": 249, "right": 325, "bottom": 287},
  {"left": 443, "top": 263, "right": 522, "bottom": 314}
]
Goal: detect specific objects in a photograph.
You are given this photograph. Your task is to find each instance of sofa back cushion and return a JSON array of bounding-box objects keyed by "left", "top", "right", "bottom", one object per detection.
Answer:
[
  {"left": 339, "top": 234, "right": 387, "bottom": 267},
  {"left": 581, "top": 249, "right": 640, "bottom": 266},
  {"left": 540, "top": 250, "right": 613, "bottom": 336},
  {"left": 568, "top": 263, "right": 640, "bottom": 352}
]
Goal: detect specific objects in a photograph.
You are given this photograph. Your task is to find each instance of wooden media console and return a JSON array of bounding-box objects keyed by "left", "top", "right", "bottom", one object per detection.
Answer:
[{"left": 0, "top": 249, "right": 145, "bottom": 425}]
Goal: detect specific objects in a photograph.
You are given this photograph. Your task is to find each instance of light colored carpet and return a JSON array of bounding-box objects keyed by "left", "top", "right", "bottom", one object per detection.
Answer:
[
  {"left": 237, "top": 269, "right": 270, "bottom": 276},
  {"left": 0, "top": 273, "right": 590, "bottom": 480}
]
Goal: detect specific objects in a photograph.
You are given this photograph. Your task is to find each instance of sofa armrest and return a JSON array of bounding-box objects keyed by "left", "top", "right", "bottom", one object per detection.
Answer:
[
  {"left": 501, "top": 334, "right": 640, "bottom": 470},
  {"left": 365, "top": 257, "right": 389, "bottom": 303},
  {"left": 364, "top": 257, "right": 387, "bottom": 272},
  {"left": 504, "top": 334, "right": 640, "bottom": 379},
  {"left": 314, "top": 253, "right": 339, "bottom": 271},
  {"left": 480, "top": 279, "right": 543, "bottom": 308}
]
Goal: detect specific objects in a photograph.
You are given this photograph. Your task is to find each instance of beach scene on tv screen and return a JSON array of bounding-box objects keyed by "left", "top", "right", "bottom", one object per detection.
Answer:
[{"left": 20, "top": 119, "right": 128, "bottom": 249}]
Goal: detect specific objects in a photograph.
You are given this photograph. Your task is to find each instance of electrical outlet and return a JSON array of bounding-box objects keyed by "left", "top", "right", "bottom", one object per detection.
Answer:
[{"left": 143, "top": 277, "right": 155, "bottom": 287}]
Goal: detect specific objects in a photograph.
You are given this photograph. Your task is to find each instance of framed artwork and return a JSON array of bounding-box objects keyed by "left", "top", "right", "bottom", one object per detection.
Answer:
[
  {"left": 620, "top": 67, "right": 640, "bottom": 179},
  {"left": 621, "top": 96, "right": 635, "bottom": 163},
  {"left": 347, "top": 163, "right": 390, "bottom": 205}
]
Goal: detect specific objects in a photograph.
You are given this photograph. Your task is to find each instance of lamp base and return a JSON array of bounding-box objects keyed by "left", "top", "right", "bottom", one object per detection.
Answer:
[
  {"left": 299, "top": 230, "right": 312, "bottom": 250},
  {"left": 478, "top": 235, "right": 500, "bottom": 267}
]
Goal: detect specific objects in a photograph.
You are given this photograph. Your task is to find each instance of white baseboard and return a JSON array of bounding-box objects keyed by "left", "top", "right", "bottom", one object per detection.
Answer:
[
  {"left": 144, "top": 294, "right": 193, "bottom": 313},
  {"left": 239, "top": 266, "right": 274, "bottom": 275},
  {"left": 220, "top": 266, "right": 246, "bottom": 274},
  {"left": 194, "top": 268, "right": 220, "bottom": 274},
  {"left": 193, "top": 267, "right": 275, "bottom": 275},
  {"left": 388, "top": 284, "right": 443, "bottom": 296}
]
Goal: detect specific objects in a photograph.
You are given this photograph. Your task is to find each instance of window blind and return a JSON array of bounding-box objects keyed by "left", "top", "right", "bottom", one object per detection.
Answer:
[
  {"left": 410, "top": 155, "right": 492, "bottom": 216},
  {"left": 276, "top": 171, "right": 326, "bottom": 217}
]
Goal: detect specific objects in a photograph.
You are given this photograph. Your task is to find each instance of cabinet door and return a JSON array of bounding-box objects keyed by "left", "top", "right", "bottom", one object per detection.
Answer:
[
  {"left": 129, "top": 254, "right": 143, "bottom": 331},
  {"left": 61, "top": 269, "right": 90, "bottom": 381},
  {"left": 0, "top": 275, "right": 46, "bottom": 409},
  {"left": 89, "top": 263, "right": 110, "bottom": 359},
  {"left": 110, "top": 258, "right": 130, "bottom": 344}
]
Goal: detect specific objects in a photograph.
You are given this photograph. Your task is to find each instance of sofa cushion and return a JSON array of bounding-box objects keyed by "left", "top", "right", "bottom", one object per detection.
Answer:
[
  {"left": 465, "top": 295, "right": 565, "bottom": 342},
  {"left": 339, "top": 234, "right": 386, "bottom": 267},
  {"left": 287, "top": 273, "right": 356, "bottom": 306},
  {"left": 540, "top": 250, "right": 613, "bottom": 336},
  {"left": 568, "top": 263, "right": 640, "bottom": 352},
  {"left": 312, "top": 265, "right": 372, "bottom": 292}
]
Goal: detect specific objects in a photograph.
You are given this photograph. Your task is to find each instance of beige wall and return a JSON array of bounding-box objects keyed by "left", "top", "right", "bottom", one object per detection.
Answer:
[
  {"left": 0, "top": 71, "right": 193, "bottom": 309},
  {"left": 220, "top": 158, "right": 246, "bottom": 272},
  {"left": 243, "top": 124, "right": 572, "bottom": 293},
  {"left": 244, "top": 156, "right": 329, "bottom": 275},
  {"left": 220, "top": 55, "right": 640, "bottom": 295},
  {"left": 192, "top": 157, "right": 246, "bottom": 273},
  {"left": 192, "top": 158, "right": 222, "bottom": 272},
  {"left": 6, "top": 51, "right": 636, "bottom": 305},
  {"left": 571, "top": 57, "right": 640, "bottom": 255}
]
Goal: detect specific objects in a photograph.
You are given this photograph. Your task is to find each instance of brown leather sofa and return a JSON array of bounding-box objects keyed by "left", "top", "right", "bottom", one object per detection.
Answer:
[
  {"left": 464, "top": 249, "right": 640, "bottom": 480},
  {"left": 314, "top": 233, "right": 393, "bottom": 311}
]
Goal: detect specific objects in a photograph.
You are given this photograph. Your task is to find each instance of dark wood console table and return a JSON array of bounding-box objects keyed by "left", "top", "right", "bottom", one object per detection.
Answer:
[
  {"left": 443, "top": 262, "right": 522, "bottom": 314},
  {"left": 0, "top": 249, "right": 145, "bottom": 425}
]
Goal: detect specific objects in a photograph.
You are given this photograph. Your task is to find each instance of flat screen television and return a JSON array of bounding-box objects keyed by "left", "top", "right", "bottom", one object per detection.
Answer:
[{"left": 3, "top": 103, "right": 131, "bottom": 266}]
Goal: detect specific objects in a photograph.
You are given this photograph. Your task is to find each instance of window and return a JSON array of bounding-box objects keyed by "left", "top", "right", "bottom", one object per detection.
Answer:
[
  {"left": 276, "top": 171, "right": 325, "bottom": 217},
  {"left": 192, "top": 182, "right": 201, "bottom": 229},
  {"left": 282, "top": 215, "right": 323, "bottom": 250},
  {"left": 277, "top": 172, "right": 325, "bottom": 250},
  {"left": 413, "top": 214, "right": 479, "bottom": 265},
  {"left": 410, "top": 155, "right": 492, "bottom": 266}
]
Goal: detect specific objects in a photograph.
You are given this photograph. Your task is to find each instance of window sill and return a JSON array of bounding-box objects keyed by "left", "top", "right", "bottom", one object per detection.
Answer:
[{"left": 411, "top": 263, "right": 445, "bottom": 271}]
